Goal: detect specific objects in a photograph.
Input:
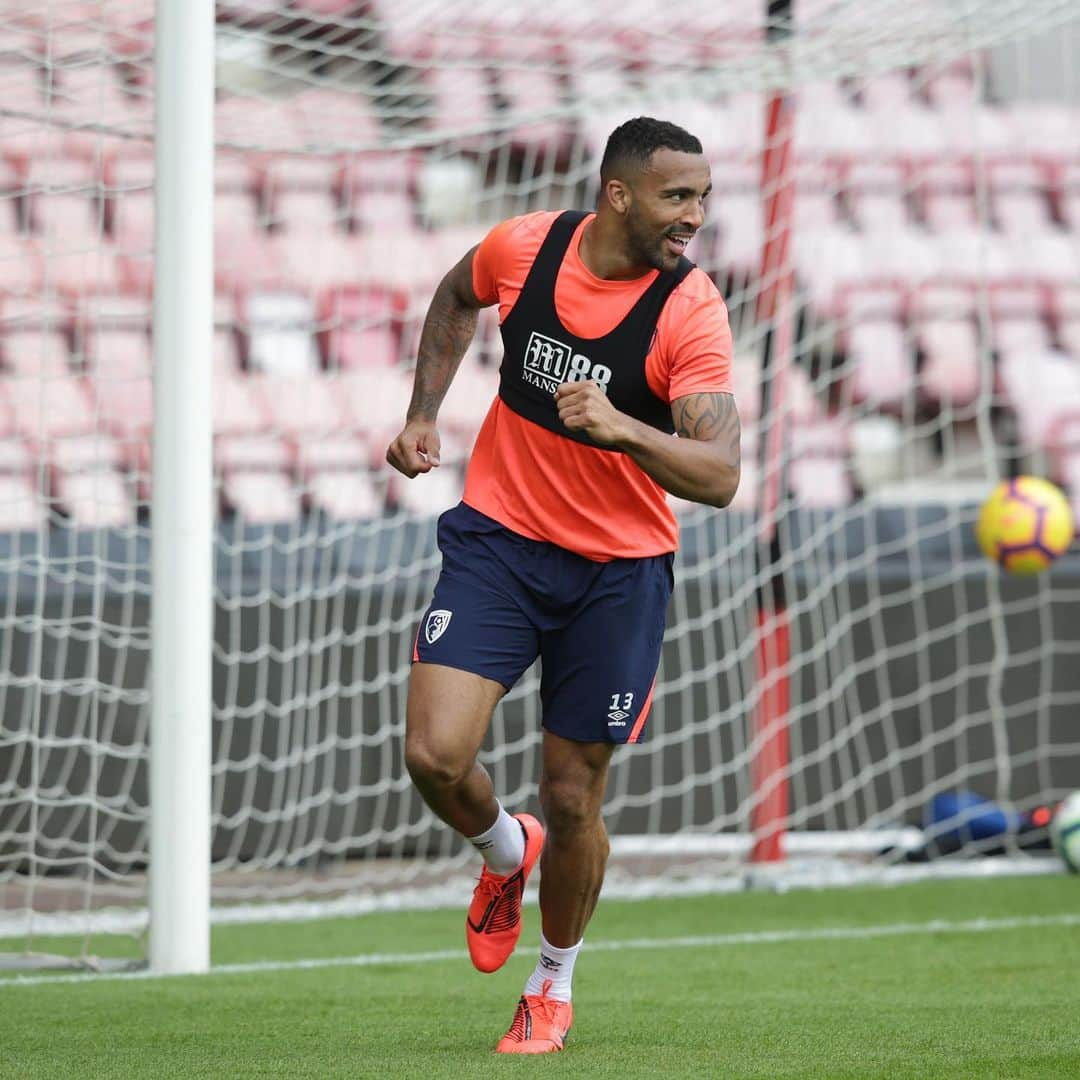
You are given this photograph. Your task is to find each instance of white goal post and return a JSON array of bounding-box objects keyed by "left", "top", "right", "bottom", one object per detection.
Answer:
[
  {"left": 0, "top": 0, "right": 1079, "bottom": 973},
  {"left": 149, "top": 0, "right": 213, "bottom": 977}
]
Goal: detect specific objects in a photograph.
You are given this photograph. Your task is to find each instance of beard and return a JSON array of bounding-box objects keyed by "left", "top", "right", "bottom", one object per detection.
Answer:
[{"left": 624, "top": 207, "right": 679, "bottom": 272}]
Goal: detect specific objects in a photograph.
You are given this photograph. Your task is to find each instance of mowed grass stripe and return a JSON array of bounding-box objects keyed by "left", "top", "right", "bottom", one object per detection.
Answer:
[{"left": 4, "top": 911, "right": 1078, "bottom": 988}]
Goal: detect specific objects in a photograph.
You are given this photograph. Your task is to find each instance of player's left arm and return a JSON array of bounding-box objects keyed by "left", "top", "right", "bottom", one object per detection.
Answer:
[{"left": 554, "top": 384, "right": 740, "bottom": 507}]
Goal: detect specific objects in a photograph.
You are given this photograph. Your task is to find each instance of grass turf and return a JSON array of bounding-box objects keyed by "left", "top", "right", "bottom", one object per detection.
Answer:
[{"left": 2, "top": 876, "right": 1078, "bottom": 1078}]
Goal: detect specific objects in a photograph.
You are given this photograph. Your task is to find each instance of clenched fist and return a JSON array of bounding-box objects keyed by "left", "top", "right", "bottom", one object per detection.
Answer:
[
  {"left": 386, "top": 420, "right": 442, "bottom": 478},
  {"left": 554, "top": 381, "right": 631, "bottom": 447}
]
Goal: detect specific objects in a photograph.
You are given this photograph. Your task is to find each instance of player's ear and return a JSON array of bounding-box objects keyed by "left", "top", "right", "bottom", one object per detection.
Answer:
[{"left": 604, "top": 178, "right": 631, "bottom": 215}]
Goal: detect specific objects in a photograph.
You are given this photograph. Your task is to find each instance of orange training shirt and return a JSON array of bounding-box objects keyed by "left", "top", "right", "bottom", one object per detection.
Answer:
[{"left": 461, "top": 210, "right": 734, "bottom": 562}]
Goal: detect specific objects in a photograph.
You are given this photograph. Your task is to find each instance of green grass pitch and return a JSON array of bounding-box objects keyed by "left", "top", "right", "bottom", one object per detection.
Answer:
[{"left": 2, "top": 876, "right": 1078, "bottom": 1078}]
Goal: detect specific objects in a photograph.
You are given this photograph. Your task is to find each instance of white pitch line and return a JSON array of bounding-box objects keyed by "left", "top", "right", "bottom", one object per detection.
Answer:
[{"left": 2, "top": 912, "right": 1078, "bottom": 989}]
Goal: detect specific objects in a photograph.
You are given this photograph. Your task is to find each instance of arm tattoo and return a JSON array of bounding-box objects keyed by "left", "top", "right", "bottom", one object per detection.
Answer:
[
  {"left": 672, "top": 393, "right": 741, "bottom": 466},
  {"left": 407, "top": 277, "right": 479, "bottom": 422}
]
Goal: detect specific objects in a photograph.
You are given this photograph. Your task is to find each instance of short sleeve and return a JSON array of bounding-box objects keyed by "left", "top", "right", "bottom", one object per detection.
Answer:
[
  {"left": 471, "top": 217, "right": 522, "bottom": 306},
  {"left": 661, "top": 279, "right": 734, "bottom": 401}
]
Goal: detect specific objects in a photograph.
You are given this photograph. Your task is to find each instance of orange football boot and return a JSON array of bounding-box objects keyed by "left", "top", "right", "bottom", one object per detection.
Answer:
[
  {"left": 466, "top": 812, "right": 544, "bottom": 973},
  {"left": 495, "top": 979, "right": 573, "bottom": 1054}
]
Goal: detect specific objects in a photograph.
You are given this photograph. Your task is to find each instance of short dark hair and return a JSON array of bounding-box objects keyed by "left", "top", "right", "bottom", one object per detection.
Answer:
[{"left": 599, "top": 117, "right": 703, "bottom": 184}]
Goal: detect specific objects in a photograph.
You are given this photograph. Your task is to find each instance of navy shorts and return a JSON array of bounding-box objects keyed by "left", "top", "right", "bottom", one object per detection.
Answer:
[{"left": 413, "top": 503, "right": 674, "bottom": 744}]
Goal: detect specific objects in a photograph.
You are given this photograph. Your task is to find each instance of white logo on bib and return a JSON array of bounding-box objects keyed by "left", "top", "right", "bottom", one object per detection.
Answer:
[{"left": 424, "top": 609, "right": 453, "bottom": 644}]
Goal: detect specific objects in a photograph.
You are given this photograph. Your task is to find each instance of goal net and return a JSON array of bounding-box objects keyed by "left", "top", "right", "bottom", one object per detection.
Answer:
[{"left": 2, "top": 0, "right": 1080, "bottom": 967}]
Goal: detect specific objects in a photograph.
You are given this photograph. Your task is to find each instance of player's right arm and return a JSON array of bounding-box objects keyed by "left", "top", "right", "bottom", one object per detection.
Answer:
[{"left": 386, "top": 246, "right": 487, "bottom": 478}]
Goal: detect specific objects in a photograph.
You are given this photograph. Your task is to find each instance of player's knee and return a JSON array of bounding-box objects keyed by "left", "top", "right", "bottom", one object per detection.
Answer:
[
  {"left": 404, "top": 734, "right": 471, "bottom": 791},
  {"left": 539, "top": 776, "right": 604, "bottom": 836}
]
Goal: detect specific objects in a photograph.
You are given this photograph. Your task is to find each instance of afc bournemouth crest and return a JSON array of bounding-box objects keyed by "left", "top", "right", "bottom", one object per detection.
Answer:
[{"left": 424, "top": 609, "right": 453, "bottom": 644}]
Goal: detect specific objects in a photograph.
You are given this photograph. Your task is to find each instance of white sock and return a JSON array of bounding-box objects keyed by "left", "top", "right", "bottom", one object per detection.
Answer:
[
  {"left": 524, "top": 934, "right": 582, "bottom": 1003},
  {"left": 467, "top": 804, "right": 525, "bottom": 875}
]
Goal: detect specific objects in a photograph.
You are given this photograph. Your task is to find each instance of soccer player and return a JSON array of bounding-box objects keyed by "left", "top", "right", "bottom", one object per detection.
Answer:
[{"left": 386, "top": 116, "right": 739, "bottom": 1053}]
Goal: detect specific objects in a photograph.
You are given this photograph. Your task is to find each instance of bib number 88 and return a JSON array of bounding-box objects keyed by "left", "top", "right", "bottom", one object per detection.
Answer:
[{"left": 566, "top": 355, "right": 612, "bottom": 393}]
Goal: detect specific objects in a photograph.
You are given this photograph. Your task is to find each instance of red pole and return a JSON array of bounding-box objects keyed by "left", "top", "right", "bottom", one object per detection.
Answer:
[{"left": 750, "top": 9, "right": 795, "bottom": 863}]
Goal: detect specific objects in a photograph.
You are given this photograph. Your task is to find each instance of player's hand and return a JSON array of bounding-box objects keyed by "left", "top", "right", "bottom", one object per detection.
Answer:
[
  {"left": 555, "top": 381, "right": 630, "bottom": 447},
  {"left": 386, "top": 420, "right": 441, "bottom": 478}
]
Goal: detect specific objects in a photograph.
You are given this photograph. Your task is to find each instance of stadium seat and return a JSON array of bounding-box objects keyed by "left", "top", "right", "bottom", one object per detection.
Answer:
[
  {"left": 76, "top": 291, "right": 151, "bottom": 333},
  {"left": 989, "top": 158, "right": 1054, "bottom": 233},
  {"left": 1059, "top": 319, "right": 1080, "bottom": 359},
  {"left": 0, "top": 163, "right": 21, "bottom": 231},
  {"left": 3, "top": 373, "right": 95, "bottom": 441},
  {"left": 935, "top": 103, "right": 1015, "bottom": 157},
  {"left": 339, "top": 150, "right": 421, "bottom": 197},
  {"left": 271, "top": 189, "right": 345, "bottom": 235},
  {"left": 0, "top": 431, "right": 30, "bottom": 478},
  {"left": 49, "top": 431, "right": 123, "bottom": 473},
  {"left": 110, "top": 191, "right": 154, "bottom": 255},
  {"left": 52, "top": 465, "right": 136, "bottom": 528},
  {"left": 216, "top": 97, "right": 303, "bottom": 156},
  {"left": 239, "top": 289, "right": 320, "bottom": 375},
  {"left": 907, "top": 282, "right": 981, "bottom": 404},
  {"left": 845, "top": 158, "right": 910, "bottom": 232},
  {"left": 293, "top": 435, "right": 369, "bottom": 476},
  {"left": 249, "top": 374, "right": 348, "bottom": 437},
  {"left": 216, "top": 433, "right": 292, "bottom": 473},
  {"left": 1006, "top": 101, "right": 1080, "bottom": 157},
  {"left": 320, "top": 285, "right": 407, "bottom": 371},
  {"left": 347, "top": 226, "right": 443, "bottom": 295},
  {"left": 844, "top": 319, "right": 912, "bottom": 411},
  {"left": 336, "top": 369, "right": 413, "bottom": 442},
  {"left": 290, "top": 89, "right": 383, "bottom": 154},
  {"left": 792, "top": 225, "right": 865, "bottom": 316},
  {"left": 917, "top": 319, "right": 982, "bottom": 406},
  {"left": 260, "top": 154, "right": 341, "bottom": 198},
  {"left": 213, "top": 371, "right": 270, "bottom": 436},
  {"left": 988, "top": 280, "right": 1052, "bottom": 354},
  {"left": 349, "top": 189, "right": 416, "bottom": 232},
  {"left": 425, "top": 66, "right": 494, "bottom": 141},
  {"left": 1000, "top": 348, "right": 1080, "bottom": 452},
  {"left": 929, "top": 227, "right": 1013, "bottom": 284},
  {"left": 786, "top": 419, "right": 853, "bottom": 508},
  {"left": 0, "top": 293, "right": 70, "bottom": 335},
  {"left": 0, "top": 387, "right": 17, "bottom": 438},
  {"left": 924, "top": 69, "right": 978, "bottom": 110},
  {"left": 306, "top": 470, "right": 383, "bottom": 521},
  {"left": 495, "top": 59, "right": 571, "bottom": 151},
  {"left": 85, "top": 329, "right": 152, "bottom": 378},
  {"left": 916, "top": 158, "right": 976, "bottom": 230},
  {"left": 1058, "top": 160, "right": 1080, "bottom": 233},
  {"left": 1004, "top": 228, "right": 1079, "bottom": 284},
  {"left": 794, "top": 87, "right": 871, "bottom": 158},
  {"left": 215, "top": 189, "right": 264, "bottom": 240},
  {"left": 868, "top": 104, "right": 947, "bottom": 157},
  {"left": 272, "top": 231, "right": 358, "bottom": 294},
  {"left": 0, "top": 233, "right": 44, "bottom": 294},
  {"left": 2, "top": 329, "right": 73, "bottom": 376},
  {"left": 728, "top": 359, "right": 762, "bottom": 423},
  {"left": 0, "top": 470, "right": 49, "bottom": 531},
  {"left": 438, "top": 358, "right": 498, "bottom": 442},
  {"left": 794, "top": 157, "right": 842, "bottom": 229},
  {"left": 860, "top": 73, "right": 913, "bottom": 111},
  {"left": 858, "top": 226, "right": 941, "bottom": 286},
  {"left": 708, "top": 158, "right": 763, "bottom": 277},
  {"left": 90, "top": 372, "right": 152, "bottom": 439},
  {"left": 221, "top": 470, "right": 303, "bottom": 524},
  {"left": 387, "top": 464, "right": 464, "bottom": 518},
  {"left": 215, "top": 328, "right": 242, "bottom": 372},
  {"left": 42, "top": 245, "right": 123, "bottom": 297}
]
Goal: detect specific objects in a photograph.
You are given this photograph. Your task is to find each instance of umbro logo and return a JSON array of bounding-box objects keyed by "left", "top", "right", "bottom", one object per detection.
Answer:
[{"left": 607, "top": 710, "right": 630, "bottom": 727}]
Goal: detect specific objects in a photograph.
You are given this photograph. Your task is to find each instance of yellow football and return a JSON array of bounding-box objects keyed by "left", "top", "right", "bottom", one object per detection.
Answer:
[{"left": 975, "top": 476, "right": 1075, "bottom": 575}]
